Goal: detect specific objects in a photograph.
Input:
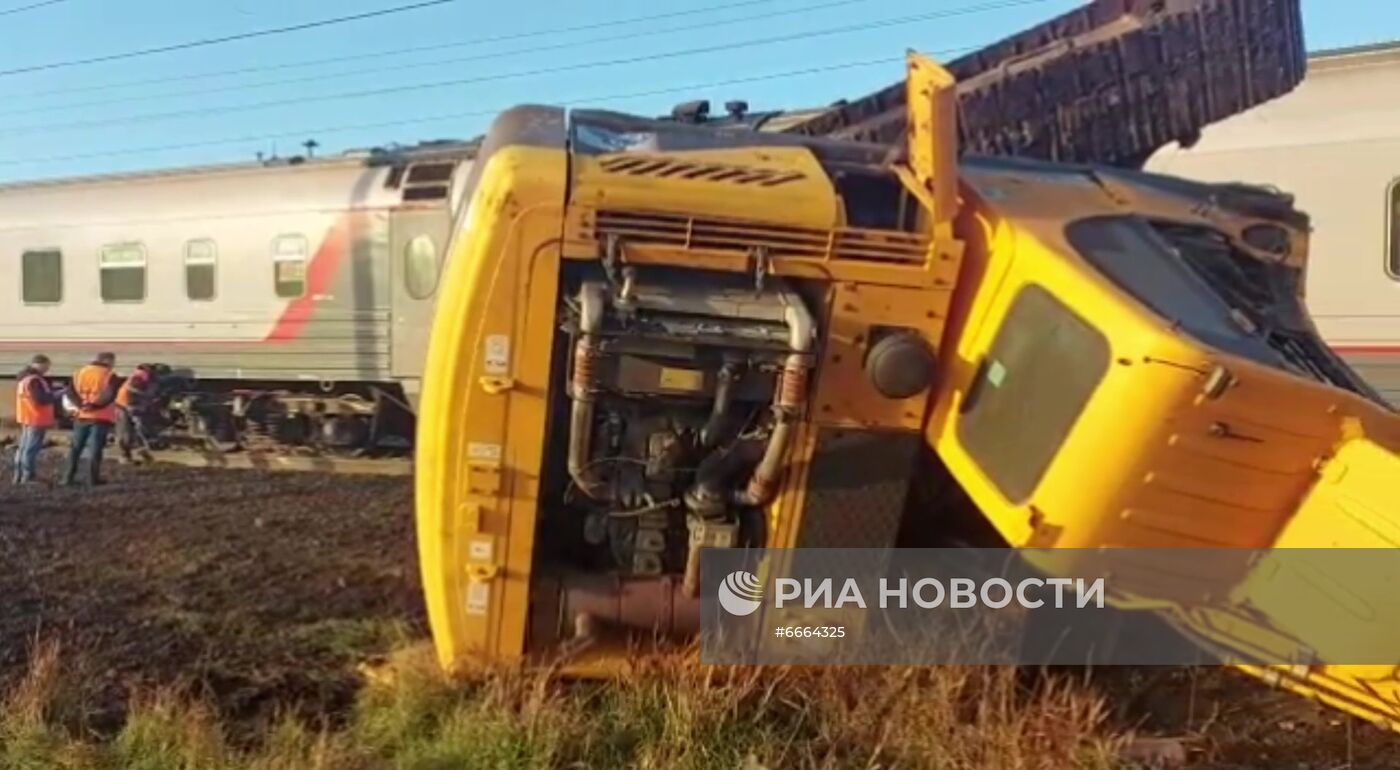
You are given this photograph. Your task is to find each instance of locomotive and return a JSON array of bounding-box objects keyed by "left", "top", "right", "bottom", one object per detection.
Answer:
[{"left": 0, "top": 141, "right": 476, "bottom": 452}]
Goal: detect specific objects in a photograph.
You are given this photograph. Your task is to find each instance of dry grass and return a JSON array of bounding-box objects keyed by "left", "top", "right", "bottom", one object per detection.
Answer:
[{"left": 1, "top": 642, "right": 1128, "bottom": 770}]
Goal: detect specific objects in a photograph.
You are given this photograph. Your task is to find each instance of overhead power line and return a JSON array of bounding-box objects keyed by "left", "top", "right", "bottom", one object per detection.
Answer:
[
  {"left": 0, "top": 0, "right": 67, "bottom": 17},
  {"left": 1, "top": 51, "right": 987, "bottom": 170},
  {"left": 0, "top": 0, "right": 460, "bottom": 79},
  {"left": 0, "top": 0, "right": 878, "bottom": 118},
  {"left": 0, "top": 0, "right": 792, "bottom": 101},
  {"left": 0, "top": 0, "right": 778, "bottom": 95},
  {"left": 0, "top": 0, "right": 1051, "bottom": 137}
]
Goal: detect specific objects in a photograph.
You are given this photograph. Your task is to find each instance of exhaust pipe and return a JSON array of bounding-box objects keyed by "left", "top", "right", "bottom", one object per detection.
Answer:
[
  {"left": 687, "top": 289, "right": 815, "bottom": 511},
  {"left": 567, "top": 283, "right": 608, "bottom": 499},
  {"left": 732, "top": 291, "right": 813, "bottom": 507}
]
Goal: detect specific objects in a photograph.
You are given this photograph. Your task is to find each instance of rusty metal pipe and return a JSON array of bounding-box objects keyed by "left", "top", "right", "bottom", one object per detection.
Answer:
[
  {"left": 731, "top": 413, "right": 795, "bottom": 507},
  {"left": 729, "top": 291, "right": 814, "bottom": 507},
  {"left": 567, "top": 284, "right": 608, "bottom": 499},
  {"left": 557, "top": 573, "right": 700, "bottom": 637}
]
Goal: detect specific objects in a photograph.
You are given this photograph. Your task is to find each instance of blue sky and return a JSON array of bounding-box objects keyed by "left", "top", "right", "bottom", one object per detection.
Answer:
[{"left": 0, "top": 0, "right": 1389, "bottom": 182}]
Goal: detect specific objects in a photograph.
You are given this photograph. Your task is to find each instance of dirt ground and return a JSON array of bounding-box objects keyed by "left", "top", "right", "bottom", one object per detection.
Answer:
[
  {"left": 0, "top": 452, "right": 423, "bottom": 733},
  {"left": 2, "top": 451, "right": 1399, "bottom": 767},
  {"left": 1094, "top": 666, "right": 1400, "bottom": 768}
]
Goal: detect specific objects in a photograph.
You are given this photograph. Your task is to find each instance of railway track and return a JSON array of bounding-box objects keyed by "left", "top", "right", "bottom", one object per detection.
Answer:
[
  {"left": 2, "top": 428, "right": 413, "bottom": 477},
  {"left": 146, "top": 449, "right": 413, "bottom": 476}
]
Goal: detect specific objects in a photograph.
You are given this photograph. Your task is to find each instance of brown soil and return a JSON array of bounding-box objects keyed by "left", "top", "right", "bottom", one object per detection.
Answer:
[
  {"left": 1093, "top": 666, "right": 1400, "bottom": 769},
  {"left": 0, "top": 453, "right": 423, "bottom": 733}
]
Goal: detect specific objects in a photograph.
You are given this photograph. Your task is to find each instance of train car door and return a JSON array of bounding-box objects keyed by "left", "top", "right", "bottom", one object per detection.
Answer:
[{"left": 390, "top": 207, "right": 451, "bottom": 394}]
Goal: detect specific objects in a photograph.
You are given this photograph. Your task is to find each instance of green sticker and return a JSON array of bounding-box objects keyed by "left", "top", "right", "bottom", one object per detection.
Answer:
[{"left": 986, "top": 360, "right": 1007, "bottom": 387}]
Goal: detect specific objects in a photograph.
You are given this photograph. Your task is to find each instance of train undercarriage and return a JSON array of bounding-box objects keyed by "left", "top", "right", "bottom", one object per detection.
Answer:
[
  {"left": 168, "top": 385, "right": 413, "bottom": 456},
  {"left": 90, "top": 374, "right": 417, "bottom": 461}
]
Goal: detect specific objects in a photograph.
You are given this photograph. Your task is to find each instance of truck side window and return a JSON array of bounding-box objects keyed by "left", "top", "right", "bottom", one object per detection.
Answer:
[
  {"left": 100, "top": 242, "right": 147, "bottom": 302},
  {"left": 272, "top": 234, "right": 308, "bottom": 299},
  {"left": 185, "top": 239, "right": 217, "bottom": 301},
  {"left": 22, "top": 249, "right": 62, "bottom": 304},
  {"left": 957, "top": 284, "right": 1110, "bottom": 502}
]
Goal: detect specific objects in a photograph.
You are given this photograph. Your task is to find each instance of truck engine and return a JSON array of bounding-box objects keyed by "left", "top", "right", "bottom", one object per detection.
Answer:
[{"left": 556, "top": 275, "right": 814, "bottom": 587}]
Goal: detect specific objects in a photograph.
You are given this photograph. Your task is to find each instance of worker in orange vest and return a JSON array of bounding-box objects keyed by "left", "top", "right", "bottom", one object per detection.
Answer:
[
  {"left": 115, "top": 363, "right": 156, "bottom": 464},
  {"left": 12, "top": 354, "right": 57, "bottom": 484},
  {"left": 61, "top": 352, "right": 120, "bottom": 486}
]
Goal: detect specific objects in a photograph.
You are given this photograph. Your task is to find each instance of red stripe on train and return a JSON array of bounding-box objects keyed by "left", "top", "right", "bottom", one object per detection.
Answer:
[{"left": 265, "top": 215, "right": 353, "bottom": 342}]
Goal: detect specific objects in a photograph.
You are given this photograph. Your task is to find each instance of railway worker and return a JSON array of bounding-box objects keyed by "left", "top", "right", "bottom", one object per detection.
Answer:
[
  {"left": 61, "top": 352, "right": 120, "bottom": 487},
  {"left": 115, "top": 364, "right": 156, "bottom": 464},
  {"left": 12, "top": 354, "right": 57, "bottom": 484}
]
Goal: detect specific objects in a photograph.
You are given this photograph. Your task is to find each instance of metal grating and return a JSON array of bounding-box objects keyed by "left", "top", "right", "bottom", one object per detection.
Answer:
[
  {"left": 781, "top": 0, "right": 1307, "bottom": 169},
  {"left": 598, "top": 154, "right": 806, "bottom": 187},
  {"left": 794, "top": 429, "right": 920, "bottom": 549},
  {"left": 594, "top": 210, "right": 928, "bottom": 265}
]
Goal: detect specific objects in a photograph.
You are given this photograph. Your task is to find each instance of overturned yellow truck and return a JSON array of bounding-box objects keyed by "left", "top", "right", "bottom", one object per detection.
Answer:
[{"left": 414, "top": 48, "right": 1400, "bottom": 730}]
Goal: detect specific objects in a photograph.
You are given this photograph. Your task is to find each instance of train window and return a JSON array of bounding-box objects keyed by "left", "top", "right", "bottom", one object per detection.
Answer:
[
  {"left": 21, "top": 249, "right": 62, "bottom": 304},
  {"left": 272, "top": 234, "right": 308, "bottom": 298},
  {"left": 403, "top": 234, "right": 440, "bottom": 299},
  {"left": 100, "top": 242, "right": 146, "bottom": 302},
  {"left": 400, "top": 162, "right": 453, "bottom": 202},
  {"left": 407, "top": 163, "right": 454, "bottom": 184},
  {"left": 185, "top": 239, "right": 217, "bottom": 301},
  {"left": 1390, "top": 179, "right": 1400, "bottom": 278}
]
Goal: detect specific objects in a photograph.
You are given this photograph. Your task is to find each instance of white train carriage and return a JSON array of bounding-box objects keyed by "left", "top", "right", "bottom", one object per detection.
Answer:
[
  {"left": 1148, "top": 41, "right": 1400, "bottom": 405},
  {"left": 0, "top": 142, "right": 475, "bottom": 447}
]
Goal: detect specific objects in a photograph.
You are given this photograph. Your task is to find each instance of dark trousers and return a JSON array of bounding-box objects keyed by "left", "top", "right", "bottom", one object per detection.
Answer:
[
  {"left": 116, "top": 407, "right": 136, "bottom": 460},
  {"left": 12, "top": 426, "right": 47, "bottom": 483},
  {"left": 63, "top": 420, "right": 111, "bottom": 484}
]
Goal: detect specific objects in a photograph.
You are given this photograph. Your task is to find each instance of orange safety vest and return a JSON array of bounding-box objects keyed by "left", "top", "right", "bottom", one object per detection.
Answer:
[
  {"left": 15, "top": 372, "right": 56, "bottom": 428},
  {"left": 116, "top": 371, "right": 147, "bottom": 408},
  {"left": 72, "top": 364, "right": 117, "bottom": 423}
]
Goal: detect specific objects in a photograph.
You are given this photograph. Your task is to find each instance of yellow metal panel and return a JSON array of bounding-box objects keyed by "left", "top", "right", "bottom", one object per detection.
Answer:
[
  {"left": 417, "top": 145, "right": 565, "bottom": 671},
  {"left": 1270, "top": 436, "right": 1400, "bottom": 548},
  {"left": 902, "top": 51, "right": 959, "bottom": 240},
  {"left": 767, "top": 420, "right": 819, "bottom": 550},
  {"left": 811, "top": 281, "right": 949, "bottom": 431},
  {"left": 571, "top": 149, "right": 840, "bottom": 230}
]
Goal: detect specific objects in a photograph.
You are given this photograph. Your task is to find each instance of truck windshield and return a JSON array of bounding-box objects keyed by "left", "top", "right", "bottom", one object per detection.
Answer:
[{"left": 1066, "top": 216, "right": 1380, "bottom": 401}]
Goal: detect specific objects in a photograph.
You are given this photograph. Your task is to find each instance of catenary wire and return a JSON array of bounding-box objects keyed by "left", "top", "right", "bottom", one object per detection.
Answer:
[
  {"left": 0, "top": 0, "right": 1049, "bottom": 138},
  {"left": 0, "top": 0, "right": 791, "bottom": 100},
  {"left": 0, "top": 0, "right": 67, "bottom": 17},
  {"left": 0, "top": 0, "right": 882, "bottom": 118},
  {"left": 0, "top": 0, "right": 461, "bottom": 79},
  {"left": 0, "top": 51, "right": 985, "bottom": 169}
]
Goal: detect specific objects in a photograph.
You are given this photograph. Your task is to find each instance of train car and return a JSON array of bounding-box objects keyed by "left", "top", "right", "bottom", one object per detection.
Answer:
[
  {"left": 0, "top": 141, "right": 475, "bottom": 450},
  {"left": 1147, "top": 40, "right": 1400, "bottom": 405}
]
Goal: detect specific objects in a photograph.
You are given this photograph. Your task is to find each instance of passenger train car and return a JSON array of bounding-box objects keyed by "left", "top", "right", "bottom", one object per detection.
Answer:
[
  {"left": 0, "top": 142, "right": 476, "bottom": 448},
  {"left": 1148, "top": 41, "right": 1400, "bottom": 405}
]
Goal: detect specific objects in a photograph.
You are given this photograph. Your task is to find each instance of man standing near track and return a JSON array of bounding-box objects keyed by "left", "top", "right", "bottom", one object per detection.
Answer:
[
  {"left": 115, "top": 363, "right": 157, "bottom": 464},
  {"left": 62, "top": 352, "right": 119, "bottom": 487},
  {"left": 12, "top": 354, "right": 57, "bottom": 485}
]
